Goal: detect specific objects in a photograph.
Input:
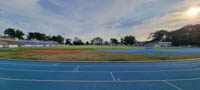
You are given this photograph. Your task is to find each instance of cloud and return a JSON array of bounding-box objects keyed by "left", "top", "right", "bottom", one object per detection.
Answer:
[
  {"left": 129, "top": 0, "right": 200, "bottom": 41},
  {"left": 0, "top": 0, "right": 200, "bottom": 41}
]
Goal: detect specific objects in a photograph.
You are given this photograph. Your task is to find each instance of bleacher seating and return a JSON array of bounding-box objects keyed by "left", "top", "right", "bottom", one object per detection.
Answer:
[{"left": 18, "top": 41, "right": 55, "bottom": 46}]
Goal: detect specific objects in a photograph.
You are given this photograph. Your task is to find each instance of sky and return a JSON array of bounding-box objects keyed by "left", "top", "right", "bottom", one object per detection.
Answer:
[{"left": 0, "top": 0, "right": 200, "bottom": 41}]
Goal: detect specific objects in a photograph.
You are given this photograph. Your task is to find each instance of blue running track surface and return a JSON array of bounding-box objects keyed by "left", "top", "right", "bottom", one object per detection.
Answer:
[
  {"left": 97, "top": 48, "right": 200, "bottom": 55},
  {"left": 1, "top": 59, "right": 200, "bottom": 90}
]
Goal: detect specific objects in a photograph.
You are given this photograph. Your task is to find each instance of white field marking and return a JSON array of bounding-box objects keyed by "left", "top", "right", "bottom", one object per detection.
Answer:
[
  {"left": 163, "top": 80, "right": 182, "bottom": 90},
  {"left": 1, "top": 67, "right": 200, "bottom": 73},
  {"left": 73, "top": 66, "right": 80, "bottom": 72},
  {"left": 0, "top": 77, "right": 200, "bottom": 83},
  {"left": 110, "top": 72, "right": 116, "bottom": 81}
]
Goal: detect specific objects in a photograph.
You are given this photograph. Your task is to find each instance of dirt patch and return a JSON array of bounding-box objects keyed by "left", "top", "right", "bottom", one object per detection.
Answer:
[{"left": 25, "top": 50, "right": 82, "bottom": 54}]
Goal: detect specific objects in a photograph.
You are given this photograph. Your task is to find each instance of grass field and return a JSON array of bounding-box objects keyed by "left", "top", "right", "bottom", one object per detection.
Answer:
[
  {"left": 0, "top": 45, "right": 199, "bottom": 61},
  {"left": 19, "top": 45, "right": 146, "bottom": 50}
]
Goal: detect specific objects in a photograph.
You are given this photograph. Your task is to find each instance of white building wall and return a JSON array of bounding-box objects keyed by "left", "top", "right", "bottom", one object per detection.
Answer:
[{"left": 8, "top": 45, "right": 19, "bottom": 48}]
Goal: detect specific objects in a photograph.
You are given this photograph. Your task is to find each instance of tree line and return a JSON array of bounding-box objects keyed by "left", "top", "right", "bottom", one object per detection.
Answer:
[
  {"left": 64, "top": 36, "right": 136, "bottom": 45},
  {"left": 2, "top": 28, "right": 137, "bottom": 45},
  {"left": 4, "top": 24, "right": 199, "bottom": 46},
  {"left": 3, "top": 28, "right": 65, "bottom": 44}
]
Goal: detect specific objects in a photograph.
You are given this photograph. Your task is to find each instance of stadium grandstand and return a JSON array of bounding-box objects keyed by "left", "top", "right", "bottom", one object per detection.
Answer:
[
  {"left": 0, "top": 37, "right": 57, "bottom": 48},
  {"left": 18, "top": 41, "right": 56, "bottom": 46}
]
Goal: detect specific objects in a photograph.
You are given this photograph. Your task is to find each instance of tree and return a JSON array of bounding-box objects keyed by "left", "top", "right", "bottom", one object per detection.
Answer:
[
  {"left": 170, "top": 25, "right": 200, "bottom": 46},
  {"left": 4, "top": 28, "right": 16, "bottom": 38},
  {"left": 85, "top": 41, "right": 90, "bottom": 45},
  {"left": 121, "top": 35, "right": 136, "bottom": 45},
  {"left": 91, "top": 37, "right": 103, "bottom": 45},
  {"left": 51, "top": 36, "right": 57, "bottom": 42},
  {"left": 73, "top": 37, "right": 84, "bottom": 45},
  {"left": 110, "top": 38, "right": 118, "bottom": 45},
  {"left": 27, "top": 32, "right": 35, "bottom": 40},
  {"left": 15, "top": 30, "right": 24, "bottom": 40},
  {"left": 50, "top": 35, "right": 64, "bottom": 44},
  {"left": 65, "top": 38, "right": 72, "bottom": 45},
  {"left": 37, "top": 33, "right": 47, "bottom": 41},
  {"left": 148, "top": 30, "right": 171, "bottom": 42},
  {"left": 27, "top": 32, "right": 48, "bottom": 41},
  {"left": 56, "top": 35, "right": 64, "bottom": 44},
  {"left": 104, "top": 41, "right": 109, "bottom": 45},
  {"left": 46, "top": 35, "right": 52, "bottom": 41},
  {"left": 121, "top": 38, "right": 124, "bottom": 45}
]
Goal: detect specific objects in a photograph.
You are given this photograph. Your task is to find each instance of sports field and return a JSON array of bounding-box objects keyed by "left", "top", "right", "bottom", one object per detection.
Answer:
[
  {"left": 0, "top": 46, "right": 200, "bottom": 61},
  {"left": 1, "top": 59, "right": 200, "bottom": 90}
]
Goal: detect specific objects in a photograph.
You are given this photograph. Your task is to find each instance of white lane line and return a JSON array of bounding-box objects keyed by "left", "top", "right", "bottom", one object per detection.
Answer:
[
  {"left": 167, "top": 77, "right": 200, "bottom": 81},
  {"left": 110, "top": 72, "right": 116, "bottom": 81},
  {"left": 78, "top": 63, "right": 200, "bottom": 68},
  {"left": 0, "top": 77, "right": 114, "bottom": 82},
  {"left": 163, "top": 80, "right": 182, "bottom": 90},
  {"left": 0, "top": 68, "right": 73, "bottom": 72},
  {"left": 1, "top": 67, "right": 200, "bottom": 72},
  {"left": 0, "top": 78, "right": 112, "bottom": 82},
  {"left": 120, "top": 77, "right": 200, "bottom": 82},
  {"left": 0, "top": 63, "right": 74, "bottom": 67},
  {"left": 1, "top": 61, "right": 200, "bottom": 67},
  {"left": 0, "top": 77, "right": 200, "bottom": 83},
  {"left": 73, "top": 66, "right": 80, "bottom": 72}
]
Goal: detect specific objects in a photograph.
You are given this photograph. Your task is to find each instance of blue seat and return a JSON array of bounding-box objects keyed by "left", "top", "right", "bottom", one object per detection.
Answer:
[{"left": 18, "top": 41, "right": 54, "bottom": 45}]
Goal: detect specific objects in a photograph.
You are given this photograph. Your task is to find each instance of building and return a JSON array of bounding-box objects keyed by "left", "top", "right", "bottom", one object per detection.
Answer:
[{"left": 145, "top": 42, "right": 172, "bottom": 47}]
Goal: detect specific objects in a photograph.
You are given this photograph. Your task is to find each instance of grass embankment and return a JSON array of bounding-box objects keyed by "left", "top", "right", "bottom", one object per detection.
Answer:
[{"left": 0, "top": 45, "right": 198, "bottom": 61}]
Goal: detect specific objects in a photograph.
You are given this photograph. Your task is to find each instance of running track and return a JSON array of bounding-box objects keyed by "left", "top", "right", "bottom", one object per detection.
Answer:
[{"left": 1, "top": 59, "right": 200, "bottom": 90}]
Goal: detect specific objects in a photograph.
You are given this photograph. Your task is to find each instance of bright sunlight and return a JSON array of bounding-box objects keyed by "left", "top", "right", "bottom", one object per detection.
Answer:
[{"left": 188, "top": 8, "right": 200, "bottom": 16}]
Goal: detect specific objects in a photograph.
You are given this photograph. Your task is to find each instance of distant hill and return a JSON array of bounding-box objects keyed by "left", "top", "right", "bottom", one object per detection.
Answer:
[
  {"left": 149, "top": 24, "right": 200, "bottom": 46},
  {"left": 171, "top": 24, "right": 200, "bottom": 46}
]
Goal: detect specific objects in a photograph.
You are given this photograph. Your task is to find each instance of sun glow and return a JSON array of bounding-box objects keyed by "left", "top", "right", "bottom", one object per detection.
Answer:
[{"left": 188, "top": 8, "right": 200, "bottom": 16}]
